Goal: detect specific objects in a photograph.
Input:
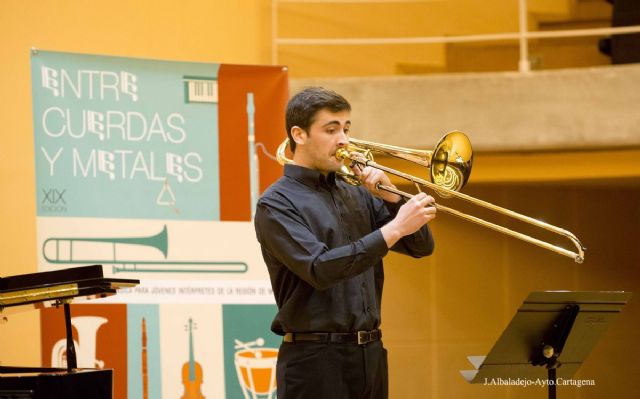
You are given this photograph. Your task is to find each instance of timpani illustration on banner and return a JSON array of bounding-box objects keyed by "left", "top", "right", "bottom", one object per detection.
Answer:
[{"left": 234, "top": 338, "right": 278, "bottom": 399}]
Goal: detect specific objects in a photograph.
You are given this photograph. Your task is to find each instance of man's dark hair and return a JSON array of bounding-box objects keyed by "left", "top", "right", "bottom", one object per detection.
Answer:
[{"left": 285, "top": 87, "right": 351, "bottom": 152}]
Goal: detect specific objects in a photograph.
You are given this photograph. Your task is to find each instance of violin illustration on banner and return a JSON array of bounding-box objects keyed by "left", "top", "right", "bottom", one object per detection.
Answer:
[{"left": 182, "top": 318, "right": 205, "bottom": 399}]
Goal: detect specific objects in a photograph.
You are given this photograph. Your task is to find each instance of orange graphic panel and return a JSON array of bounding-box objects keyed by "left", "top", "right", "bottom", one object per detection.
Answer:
[
  {"left": 218, "top": 64, "right": 289, "bottom": 221},
  {"left": 41, "top": 304, "right": 127, "bottom": 399}
]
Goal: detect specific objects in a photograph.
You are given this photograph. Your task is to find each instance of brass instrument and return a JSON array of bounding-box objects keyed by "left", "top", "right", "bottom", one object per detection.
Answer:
[
  {"left": 42, "top": 226, "right": 249, "bottom": 273},
  {"left": 276, "top": 131, "right": 585, "bottom": 263}
]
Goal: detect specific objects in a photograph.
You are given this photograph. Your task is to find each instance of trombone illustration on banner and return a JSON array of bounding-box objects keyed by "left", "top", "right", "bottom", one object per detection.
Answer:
[{"left": 42, "top": 225, "right": 248, "bottom": 274}]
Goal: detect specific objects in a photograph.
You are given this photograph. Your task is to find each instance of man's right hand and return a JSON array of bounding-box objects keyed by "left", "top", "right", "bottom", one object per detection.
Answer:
[{"left": 380, "top": 192, "right": 436, "bottom": 248}]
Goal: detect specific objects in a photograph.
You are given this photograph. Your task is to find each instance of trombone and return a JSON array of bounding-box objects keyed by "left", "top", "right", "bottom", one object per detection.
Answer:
[{"left": 276, "top": 131, "right": 585, "bottom": 263}]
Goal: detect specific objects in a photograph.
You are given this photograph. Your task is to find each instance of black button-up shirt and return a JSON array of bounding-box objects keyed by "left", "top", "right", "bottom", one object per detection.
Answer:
[{"left": 255, "top": 164, "right": 434, "bottom": 335}]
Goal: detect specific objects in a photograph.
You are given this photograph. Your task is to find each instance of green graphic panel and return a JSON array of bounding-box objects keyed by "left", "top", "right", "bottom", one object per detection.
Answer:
[
  {"left": 222, "top": 305, "right": 279, "bottom": 398},
  {"left": 32, "top": 50, "right": 220, "bottom": 220}
]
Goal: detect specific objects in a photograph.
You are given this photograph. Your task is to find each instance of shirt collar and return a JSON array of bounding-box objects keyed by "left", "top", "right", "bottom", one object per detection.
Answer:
[{"left": 284, "top": 164, "right": 337, "bottom": 189}]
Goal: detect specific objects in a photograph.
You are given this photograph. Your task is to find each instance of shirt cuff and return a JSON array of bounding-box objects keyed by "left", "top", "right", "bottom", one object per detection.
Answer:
[{"left": 360, "top": 229, "right": 389, "bottom": 261}]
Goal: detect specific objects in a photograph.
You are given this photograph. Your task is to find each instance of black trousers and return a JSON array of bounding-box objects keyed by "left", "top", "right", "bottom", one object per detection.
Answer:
[{"left": 275, "top": 339, "right": 388, "bottom": 399}]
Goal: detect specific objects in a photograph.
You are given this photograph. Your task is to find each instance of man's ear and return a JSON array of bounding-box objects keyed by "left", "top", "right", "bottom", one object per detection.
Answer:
[{"left": 291, "top": 126, "right": 307, "bottom": 146}]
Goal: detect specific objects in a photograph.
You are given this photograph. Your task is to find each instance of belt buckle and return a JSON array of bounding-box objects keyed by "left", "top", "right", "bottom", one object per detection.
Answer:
[{"left": 357, "top": 330, "right": 369, "bottom": 345}]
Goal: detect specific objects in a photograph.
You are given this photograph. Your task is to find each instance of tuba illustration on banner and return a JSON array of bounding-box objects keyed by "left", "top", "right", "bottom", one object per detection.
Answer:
[
  {"left": 42, "top": 225, "right": 248, "bottom": 274},
  {"left": 51, "top": 316, "right": 108, "bottom": 369}
]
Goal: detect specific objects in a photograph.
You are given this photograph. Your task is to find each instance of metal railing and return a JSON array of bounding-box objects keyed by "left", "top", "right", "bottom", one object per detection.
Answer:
[{"left": 271, "top": 0, "right": 640, "bottom": 73}]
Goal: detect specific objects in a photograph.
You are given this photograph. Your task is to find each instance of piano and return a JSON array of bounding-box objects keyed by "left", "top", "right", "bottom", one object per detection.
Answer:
[{"left": 0, "top": 265, "right": 138, "bottom": 399}]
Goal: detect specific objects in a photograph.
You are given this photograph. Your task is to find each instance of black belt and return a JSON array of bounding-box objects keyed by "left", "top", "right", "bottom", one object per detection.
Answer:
[{"left": 283, "top": 329, "right": 382, "bottom": 345}]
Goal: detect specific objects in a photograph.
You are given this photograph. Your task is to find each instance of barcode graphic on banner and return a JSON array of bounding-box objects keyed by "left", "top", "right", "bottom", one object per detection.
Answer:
[{"left": 184, "top": 77, "right": 218, "bottom": 103}]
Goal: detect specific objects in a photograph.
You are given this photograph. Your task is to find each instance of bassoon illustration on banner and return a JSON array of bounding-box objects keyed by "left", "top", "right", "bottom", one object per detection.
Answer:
[{"left": 142, "top": 317, "right": 149, "bottom": 399}]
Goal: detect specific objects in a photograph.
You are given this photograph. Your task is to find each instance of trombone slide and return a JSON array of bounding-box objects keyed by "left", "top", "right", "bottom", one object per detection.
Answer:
[{"left": 350, "top": 155, "right": 585, "bottom": 264}]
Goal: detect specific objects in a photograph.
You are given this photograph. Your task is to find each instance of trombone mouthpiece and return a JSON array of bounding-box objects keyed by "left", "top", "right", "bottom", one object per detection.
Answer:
[{"left": 335, "top": 148, "right": 351, "bottom": 160}]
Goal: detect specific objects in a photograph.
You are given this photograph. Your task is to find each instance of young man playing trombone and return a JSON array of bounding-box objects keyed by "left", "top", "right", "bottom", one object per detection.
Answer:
[{"left": 254, "top": 87, "right": 436, "bottom": 399}]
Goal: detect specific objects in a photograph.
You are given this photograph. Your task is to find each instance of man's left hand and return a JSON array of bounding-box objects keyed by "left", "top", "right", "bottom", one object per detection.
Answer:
[{"left": 353, "top": 165, "right": 402, "bottom": 203}]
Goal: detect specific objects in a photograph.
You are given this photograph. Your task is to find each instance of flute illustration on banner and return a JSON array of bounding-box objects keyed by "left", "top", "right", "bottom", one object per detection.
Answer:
[
  {"left": 247, "top": 92, "right": 260, "bottom": 219},
  {"left": 42, "top": 225, "right": 248, "bottom": 274}
]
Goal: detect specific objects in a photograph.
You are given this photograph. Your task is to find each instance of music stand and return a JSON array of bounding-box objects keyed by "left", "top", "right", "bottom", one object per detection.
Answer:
[{"left": 460, "top": 291, "right": 632, "bottom": 399}]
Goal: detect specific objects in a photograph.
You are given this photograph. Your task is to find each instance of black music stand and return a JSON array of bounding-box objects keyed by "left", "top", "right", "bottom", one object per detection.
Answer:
[{"left": 460, "top": 291, "right": 632, "bottom": 399}]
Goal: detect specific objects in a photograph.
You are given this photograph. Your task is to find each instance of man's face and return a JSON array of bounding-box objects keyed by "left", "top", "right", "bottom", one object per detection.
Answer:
[{"left": 293, "top": 109, "right": 351, "bottom": 175}]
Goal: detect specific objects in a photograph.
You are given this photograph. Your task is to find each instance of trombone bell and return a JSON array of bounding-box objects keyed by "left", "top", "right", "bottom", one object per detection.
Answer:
[
  {"left": 346, "top": 131, "right": 473, "bottom": 193},
  {"left": 431, "top": 131, "right": 473, "bottom": 192}
]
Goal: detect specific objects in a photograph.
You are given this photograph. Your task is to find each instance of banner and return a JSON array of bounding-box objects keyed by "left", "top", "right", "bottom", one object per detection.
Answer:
[{"left": 32, "top": 50, "right": 288, "bottom": 398}]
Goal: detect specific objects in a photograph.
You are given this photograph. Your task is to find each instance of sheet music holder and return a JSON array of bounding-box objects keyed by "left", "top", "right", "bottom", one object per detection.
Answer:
[
  {"left": 0, "top": 265, "right": 139, "bottom": 398},
  {"left": 460, "top": 291, "right": 632, "bottom": 399}
]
